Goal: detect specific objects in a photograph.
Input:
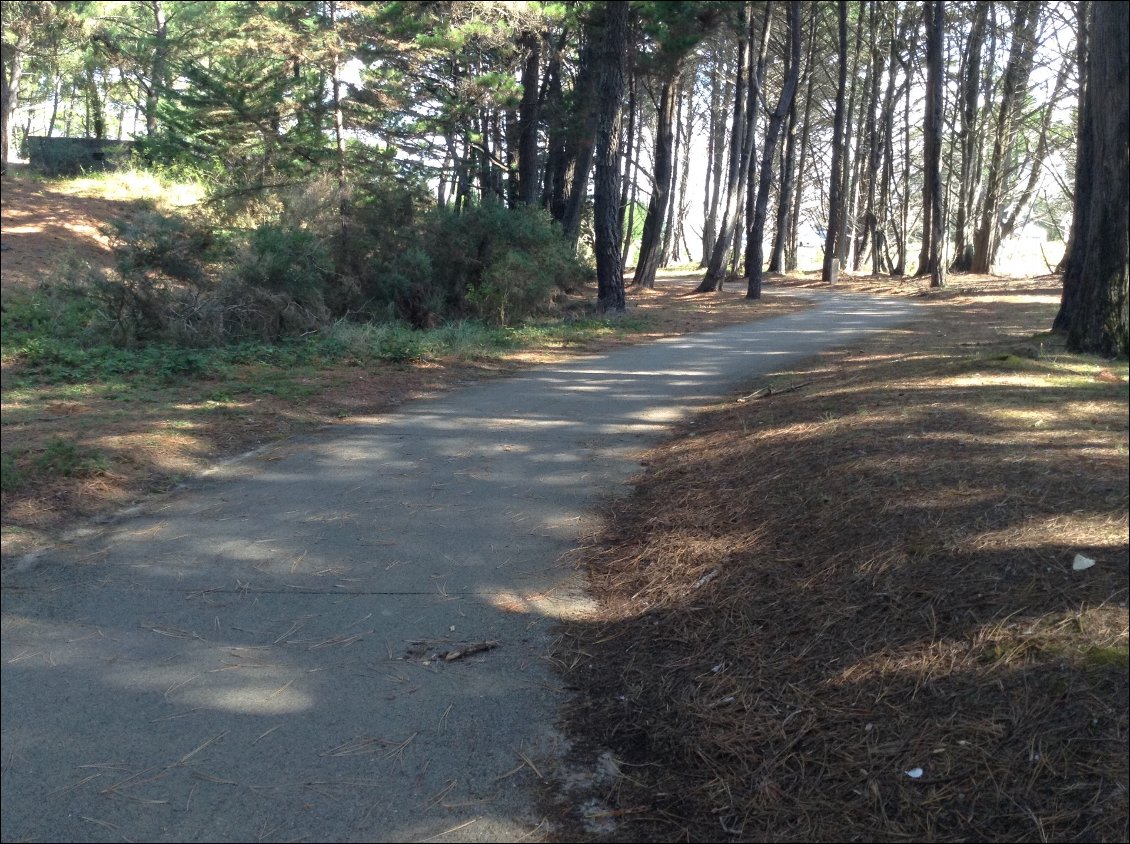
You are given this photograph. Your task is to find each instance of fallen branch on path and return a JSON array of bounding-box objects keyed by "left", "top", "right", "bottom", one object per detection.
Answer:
[{"left": 736, "top": 380, "right": 812, "bottom": 403}]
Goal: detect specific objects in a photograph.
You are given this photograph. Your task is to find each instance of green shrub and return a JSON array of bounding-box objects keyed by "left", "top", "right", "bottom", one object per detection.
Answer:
[
  {"left": 370, "top": 202, "right": 589, "bottom": 327},
  {"left": 1, "top": 453, "right": 23, "bottom": 493},
  {"left": 238, "top": 224, "right": 332, "bottom": 294}
]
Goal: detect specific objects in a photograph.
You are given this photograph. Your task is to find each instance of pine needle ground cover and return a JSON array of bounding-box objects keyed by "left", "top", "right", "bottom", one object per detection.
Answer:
[{"left": 551, "top": 276, "right": 1128, "bottom": 842}]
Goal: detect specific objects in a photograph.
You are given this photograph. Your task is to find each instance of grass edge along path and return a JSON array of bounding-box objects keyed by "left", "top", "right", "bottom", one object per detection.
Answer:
[{"left": 1, "top": 274, "right": 810, "bottom": 559}]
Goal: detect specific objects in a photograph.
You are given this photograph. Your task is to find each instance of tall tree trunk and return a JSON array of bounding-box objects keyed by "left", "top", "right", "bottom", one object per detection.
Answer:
[
  {"left": 2, "top": 36, "right": 27, "bottom": 170},
  {"left": 516, "top": 31, "right": 542, "bottom": 206},
  {"left": 560, "top": 38, "right": 600, "bottom": 248},
  {"left": 925, "top": 0, "right": 946, "bottom": 288},
  {"left": 671, "top": 77, "right": 694, "bottom": 265},
  {"left": 786, "top": 10, "right": 819, "bottom": 271},
  {"left": 634, "top": 71, "right": 680, "bottom": 289},
  {"left": 1059, "top": 0, "right": 1128, "bottom": 355},
  {"left": 970, "top": 1, "right": 1042, "bottom": 273},
  {"left": 622, "top": 110, "right": 643, "bottom": 268},
  {"left": 822, "top": 1, "right": 849, "bottom": 282},
  {"left": 894, "top": 41, "right": 911, "bottom": 276},
  {"left": 697, "top": 8, "right": 752, "bottom": 291},
  {"left": 660, "top": 76, "right": 685, "bottom": 267},
  {"left": 701, "top": 51, "right": 732, "bottom": 267},
  {"left": 748, "top": 2, "right": 802, "bottom": 299},
  {"left": 593, "top": 2, "right": 629, "bottom": 313},
  {"left": 47, "top": 73, "right": 62, "bottom": 138},
  {"left": 951, "top": 1, "right": 990, "bottom": 271},
  {"left": 619, "top": 65, "right": 637, "bottom": 266},
  {"left": 699, "top": 2, "right": 772, "bottom": 292},
  {"left": 328, "top": 1, "right": 348, "bottom": 240},
  {"left": 839, "top": 1, "right": 870, "bottom": 271}
]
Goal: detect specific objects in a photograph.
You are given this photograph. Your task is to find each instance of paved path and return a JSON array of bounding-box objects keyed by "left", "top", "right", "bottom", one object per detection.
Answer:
[{"left": 1, "top": 292, "right": 916, "bottom": 842}]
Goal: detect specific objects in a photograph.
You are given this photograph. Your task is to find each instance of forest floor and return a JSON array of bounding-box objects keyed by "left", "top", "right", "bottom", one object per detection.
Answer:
[{"left": 549, "top": 273, "right": 1129, "bottom": 841}]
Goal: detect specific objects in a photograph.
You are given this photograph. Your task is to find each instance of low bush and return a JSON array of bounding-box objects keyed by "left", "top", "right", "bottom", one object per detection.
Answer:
[{"left": 374, "top": 201, "right": 589, "bottom": 328}]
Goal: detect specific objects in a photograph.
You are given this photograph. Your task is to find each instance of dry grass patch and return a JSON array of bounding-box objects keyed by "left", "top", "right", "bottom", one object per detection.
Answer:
[{"left": 552, "top": 276, "right": 1128, "bottom": 842}]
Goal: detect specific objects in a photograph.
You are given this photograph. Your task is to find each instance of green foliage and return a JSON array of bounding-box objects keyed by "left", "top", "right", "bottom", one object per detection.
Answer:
[
  {"left": 34, "top": 438, "right": 108, "bottom": 479},
  {"left": 238, "top": 225, "right": 332, "bottom": 294},
  {"left": 400, "top": 202, "right": 588, "bottom": 327},
  {"left": 0, "top": 453, "right": 23, "bottom": 493}
]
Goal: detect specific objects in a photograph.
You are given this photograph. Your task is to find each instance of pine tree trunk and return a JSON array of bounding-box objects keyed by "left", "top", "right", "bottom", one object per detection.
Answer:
[
  {"left": 697, "top": 6, "right": 753, "bottom": 292},
  {"left": 950, "top": 1, "right": 990, "bottom": 272},
  {"left": 926, "top": 0, "right": 946, "bottom": 288},
  {"left": 594, "top": 2, "right": 630, "bottom": 313},
  {"left": 837, "top": 2, "right": 867, "bottom": 270},
  {"left": 970, "top": 2, "right": 1041, "bottom": 273},
  {"left": 670, "top": 79, "right": 694, "bottom": 265},
  {"left": 560, "top": 39, "right": 600, "bottom": 248},
  {"left": 748, "top": 2, "right": 802, "bottom": 299},
  {"left": 619, "top": 66, "right": 637, "bottom": 267},
  {"left": 786, "top": 12, "right": 818, "bottom": 271},
  {"left": 822, "top": 1, "right": 849, "bottom": 282},
  {"left": 699, "top": 2, "right": 771, "bottom": 292},
  {"left": 1060, "top": 0, "right": 1128, "bottom": 355},
  {"left": 660, "top": 78, "right": 685, "bottom": 266},
  {"left": 635, "top": 71, "right": 680, "bottom": 289},
  {"left": 701, "top": 52, "right": 732, "bottom": 268},
  {"left": 516, "top": 31, "right": 542, "bottom": 206}
]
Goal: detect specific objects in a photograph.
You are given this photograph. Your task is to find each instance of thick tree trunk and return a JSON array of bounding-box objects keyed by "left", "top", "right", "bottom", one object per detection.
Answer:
[
  {"left": 822, "top": 1, "right": 849, "bottom": 282},
  {"left": 593, "top": 2, "right": 630, "bottom": 313},
  {"left": 1059, "top": 0, "right": 1128, "bottom": 356},
  {"left": 748, "top": 2, "right": 802, "bottom": 299}
]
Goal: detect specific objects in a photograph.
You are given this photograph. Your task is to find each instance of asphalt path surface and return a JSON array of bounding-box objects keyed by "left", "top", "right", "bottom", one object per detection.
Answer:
[{"left": 1, "top": 291, "right": 916, "bottom": 842}]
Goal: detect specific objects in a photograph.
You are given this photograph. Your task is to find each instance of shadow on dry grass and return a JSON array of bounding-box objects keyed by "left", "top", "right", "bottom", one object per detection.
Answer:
[{"left": 551, "top": 277, "right": 1128, "bottom": 842}]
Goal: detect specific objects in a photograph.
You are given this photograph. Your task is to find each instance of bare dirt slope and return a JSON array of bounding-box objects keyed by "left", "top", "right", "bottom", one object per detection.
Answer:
[{"left": 1, "top": 170, "right": 122, "bottom": 291}]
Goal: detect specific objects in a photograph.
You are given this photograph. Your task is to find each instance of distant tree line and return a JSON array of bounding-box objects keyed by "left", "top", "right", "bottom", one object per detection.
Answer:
[{"left": 2, "top": 1, "right": 1125, "bottom": 353}]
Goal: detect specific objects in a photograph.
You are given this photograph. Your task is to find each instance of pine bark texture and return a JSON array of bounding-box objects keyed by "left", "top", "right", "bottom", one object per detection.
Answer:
[
  {"left": 593, "top": 2, "right": 629, "bottom": 313},
  {"left": 1059, "top": 0, "right": 1128, "bottom": 356}
]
